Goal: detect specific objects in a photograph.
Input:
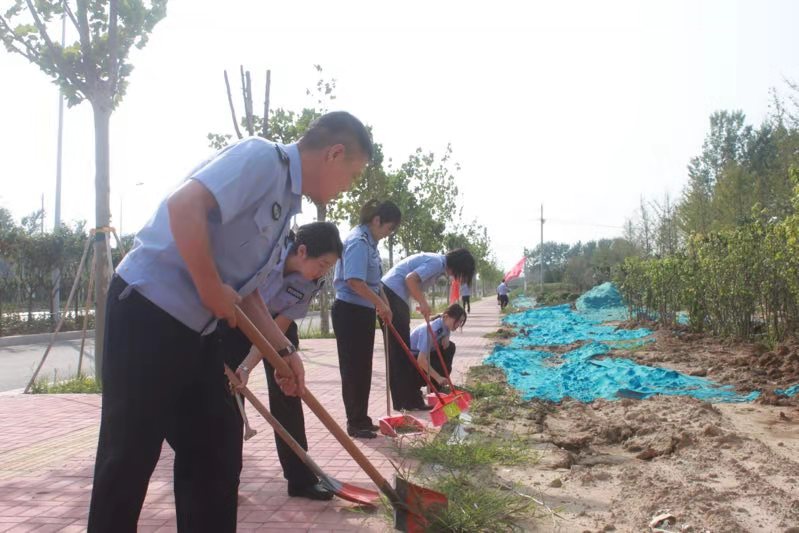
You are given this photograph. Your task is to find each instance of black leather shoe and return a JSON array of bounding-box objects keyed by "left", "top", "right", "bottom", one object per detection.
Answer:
[
  {"left": 405, "top": 402, "right": 433, "bottom": 411},
  {"left": 288, "top": 482, "right": 335, "bottom": 501},
  {"left": 347, "top": 426, "right": 377, "bottom": 439}
]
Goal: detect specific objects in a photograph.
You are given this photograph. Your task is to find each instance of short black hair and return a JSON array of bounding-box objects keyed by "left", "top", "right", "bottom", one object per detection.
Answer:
[
  {"left": 445, "top": 248, "right": 475, "bottom": 286},
  {"left": 298, "top": 111, "right": 373, "bottom": 161},
  {"left": 292, "top": 222, "right": 343, "bottom": 258},
  {"left": 359, "top": 199, "right": 402, "bottom": 226}
]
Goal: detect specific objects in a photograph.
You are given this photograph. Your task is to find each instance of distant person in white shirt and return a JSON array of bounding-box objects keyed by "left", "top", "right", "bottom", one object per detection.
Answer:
[
  {"left": 497, "top": 280, "right": 510, "bottom": 309},
  {"left": 460, "top": 282, "right": 471, "bottom": 313}
]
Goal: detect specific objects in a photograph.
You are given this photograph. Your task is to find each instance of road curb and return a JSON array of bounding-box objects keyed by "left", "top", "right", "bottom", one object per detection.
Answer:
[{"left": 0, "top": 330, "right": 95, "bottom": 348}]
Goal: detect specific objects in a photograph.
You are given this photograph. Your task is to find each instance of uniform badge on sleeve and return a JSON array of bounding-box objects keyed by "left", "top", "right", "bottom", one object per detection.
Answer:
[{"left": 272, "top": 202, "right": 282, "bottom": 220}]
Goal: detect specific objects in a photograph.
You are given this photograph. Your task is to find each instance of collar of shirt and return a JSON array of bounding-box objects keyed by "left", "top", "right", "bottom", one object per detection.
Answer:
[
  {"left": 281, "top": 142, "right": 303, "bottom": 196},
  {"left": 358, "top": 224, "right": 378, "bottom": 248}
]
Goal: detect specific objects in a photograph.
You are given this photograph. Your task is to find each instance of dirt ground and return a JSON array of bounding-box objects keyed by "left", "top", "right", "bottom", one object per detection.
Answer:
[{"left": 469, "top": 331, "right": 799, "bottom": 533}]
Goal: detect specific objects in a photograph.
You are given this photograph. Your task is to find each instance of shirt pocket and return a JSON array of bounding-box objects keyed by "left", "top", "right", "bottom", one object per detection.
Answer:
[{"left": 253, "top": 199, "right": 277, "bottom": 245}]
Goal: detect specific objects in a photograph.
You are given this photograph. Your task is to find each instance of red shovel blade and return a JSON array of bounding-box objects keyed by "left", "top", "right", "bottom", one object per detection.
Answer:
[
  {"left": 318, "top": 474, "right": 382, "bottom": 507},
  {"left": 394, "top": 475, "right": 448, "bottom": 533}
]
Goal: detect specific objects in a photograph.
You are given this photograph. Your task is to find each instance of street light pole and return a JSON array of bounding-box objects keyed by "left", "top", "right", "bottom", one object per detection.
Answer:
[{"left": 52, "top": 11, "right": 66, "bottom": 320}]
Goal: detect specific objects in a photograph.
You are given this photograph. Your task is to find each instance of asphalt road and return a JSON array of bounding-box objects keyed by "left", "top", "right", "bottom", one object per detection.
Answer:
[
  {"left": 0, "top": 313, "right": 328, "bottom": 392},
  {"left": 0, "top": 337, "right": 95, "bottom": 392}
]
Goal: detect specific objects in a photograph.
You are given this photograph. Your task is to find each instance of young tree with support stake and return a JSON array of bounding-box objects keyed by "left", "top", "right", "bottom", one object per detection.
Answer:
[{"left": 0, "top": 0, "right": 168, "bottom": 382}]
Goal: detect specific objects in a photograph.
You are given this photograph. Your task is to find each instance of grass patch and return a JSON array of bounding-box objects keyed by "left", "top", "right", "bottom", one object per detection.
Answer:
[
  {"left": 483, "top": 327, "right": 516, "bottom": 340},
  {"left": 466, "top": 381, "right": 506, "bottom": 399},
  {"left": 30, "top": 374, "right": 101, "bottom": 394},
  {"left": 470, "top": 394, "right": 528, "bottom": 422},
  {"left": 423, "top": 473, "right": 536, "bottom": 532},
  {"left": 403, "top": 432, "right": 530, "bottom": 469}
]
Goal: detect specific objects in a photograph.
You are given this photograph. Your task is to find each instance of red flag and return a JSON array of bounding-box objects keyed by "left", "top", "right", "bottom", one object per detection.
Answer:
[
  {"left": 449, "top": 279, "right": 460, "bottom": 304},
  {"left": 505, "top": 257, "right": 525, "bottom": 282}
]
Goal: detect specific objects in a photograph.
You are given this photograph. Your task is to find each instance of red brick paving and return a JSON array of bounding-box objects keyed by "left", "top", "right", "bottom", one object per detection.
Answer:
[{"left": 0, "top": 298, "right": 499, "bottom": 532}]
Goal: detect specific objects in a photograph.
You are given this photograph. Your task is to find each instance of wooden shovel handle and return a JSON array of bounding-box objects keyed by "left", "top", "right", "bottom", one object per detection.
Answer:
[
  {"left": 225, "top": 365, "right": 322, "bottom": 477},
  {"left": 384, "top": 319, "right": 446, "bottom": 403},
  {"left": 425, "top": 320, "right": 456, "bottom": 390},
  {"left": 233, "top": 306, "right": 400, "bottom": 503}
]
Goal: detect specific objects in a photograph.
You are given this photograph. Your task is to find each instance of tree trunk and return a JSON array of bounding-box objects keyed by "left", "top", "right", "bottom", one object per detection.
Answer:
[
  {"left": 315, "top": 202, "right": 330, "bottom": 335},
  {"left": 93, "top": 102, "right": 113, "bottom": 383}
]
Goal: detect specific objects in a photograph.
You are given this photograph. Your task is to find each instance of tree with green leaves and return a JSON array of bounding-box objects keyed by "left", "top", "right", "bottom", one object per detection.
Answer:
[
  {"left": 0, "top": 0, "right": 168, "bottom": 380},
  {"left": 678, "top": 110, "right": 753, "bottom": 235},
  {"left": 392, "top": 145, "right": 460, "bottom": 256}
]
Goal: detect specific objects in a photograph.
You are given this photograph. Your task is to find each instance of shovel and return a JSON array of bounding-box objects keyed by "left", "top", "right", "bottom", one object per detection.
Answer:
[
  {"left": 226, "top": 365, "right": 380, "bottom": 507},
  {"left": 379, "top": 322, "right": 426, "bottom": 438},
  {"left": 233, "top": 306, "right": 447, "bottom": 531},
  {"left": 425, "top": 320, "right": 472, "bottom": 412},
  {"left": 384, "top": 320, "right": 462, "bottom": 427}
]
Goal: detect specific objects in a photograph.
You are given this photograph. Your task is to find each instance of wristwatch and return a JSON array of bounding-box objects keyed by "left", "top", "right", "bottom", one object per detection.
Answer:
[
  {"left": 237, "top": 363, "right": 250, "bottom": 374},
  {"left": 277, "top": 344, "right": 297, "bottom": 357}
]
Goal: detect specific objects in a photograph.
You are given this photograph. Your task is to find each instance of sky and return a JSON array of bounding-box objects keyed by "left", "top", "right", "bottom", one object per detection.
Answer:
[{"left": 1, "top": 0, "right": 798, "bottom": 271}]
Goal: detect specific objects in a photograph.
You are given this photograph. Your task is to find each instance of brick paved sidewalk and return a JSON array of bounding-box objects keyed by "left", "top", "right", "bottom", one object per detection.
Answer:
[{"left": 0, "top": 297, "right": 500, "bottom": 532}]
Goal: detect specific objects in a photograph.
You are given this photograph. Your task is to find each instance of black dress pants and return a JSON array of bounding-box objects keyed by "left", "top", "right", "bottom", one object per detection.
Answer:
[
  {"left": 381, "top": 285, "right": 425, "bottom": 409},
  {"left": 331, "top": 299, "right": 376, "bottom": 429},
  {"left": 218, "top": 320, "right": 318, "bottom": 489},
  {"left": 413, "top": 341, "right": 457, "bottom": 388},
  {"left": 88, "top": 276, "right": 240, "bottom": 533}
]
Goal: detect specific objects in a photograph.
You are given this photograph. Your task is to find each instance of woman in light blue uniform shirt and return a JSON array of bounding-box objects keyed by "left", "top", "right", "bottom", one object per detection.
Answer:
[
  {"left": 409, "top": 303, "right": 467, "bottom": 389},
  {"left": 332, "top": 200, "right": 402, "bottom": 439},
  {"left": 222, "top": 222, "right": 341, "bottom": 501},
  {"left": 381, "top": 248, "right": 475, "bottom": 410}
]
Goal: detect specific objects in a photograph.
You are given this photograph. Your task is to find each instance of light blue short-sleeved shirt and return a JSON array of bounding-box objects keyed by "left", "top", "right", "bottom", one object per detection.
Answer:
[
  {"left": 497, "top": 282, "right": 509, "bottom": 295},
  {"left": 460, "top": 283, "right": 471, "bottom": 297},
  {"left": 381, "top": 253, "right": 447, "bottom": 304},
  {"left": 333, "top": 224, "right": 382, "bottom": 308},
  {"left": 116, "top": 138, "right": 303, "bottom": 333},
  {"left": 410, "top": 316, "right": 450, "bottom": 355},
  {"left": 258, "top": 243, "right": 325, "bottom": 321}
]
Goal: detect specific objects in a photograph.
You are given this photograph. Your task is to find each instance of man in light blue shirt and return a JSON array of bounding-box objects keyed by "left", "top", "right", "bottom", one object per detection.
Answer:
[
  {"left": 497, "top": 280, "right": 510, "bottom": 309},
  {"left": 88, "top": 112, "right": 372, "bottom": 533}
]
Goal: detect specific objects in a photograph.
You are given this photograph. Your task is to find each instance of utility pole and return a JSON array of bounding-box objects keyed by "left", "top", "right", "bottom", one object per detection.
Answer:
[
  {"left": 52, "top": 11, "right": 66, "bottom": 319},
  {"left": 539, "top": 204, "right": 544, "bottom": 292}
]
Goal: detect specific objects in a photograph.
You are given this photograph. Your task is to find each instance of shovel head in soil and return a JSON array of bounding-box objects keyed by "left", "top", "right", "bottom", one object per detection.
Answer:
[
  {"left": 379, "top": 414, "right": 426, "bottom": 438},
  {"left": 393, "top": 475, "right": 448, "bottom": 532}
]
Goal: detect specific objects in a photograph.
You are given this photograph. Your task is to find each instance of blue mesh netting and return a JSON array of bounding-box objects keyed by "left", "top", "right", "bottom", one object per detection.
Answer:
[
  {"left": 487, "top": 283, "right": 768, "bottom": 403},
  {"left": 504, "top": 304, "right": 651, "bottom": 347},
  {"left": 485, "top": 342, "right": 759, "bottom": 403},
  {"left": 776, "top": 384, "right": 799, "bottom": 397}
]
